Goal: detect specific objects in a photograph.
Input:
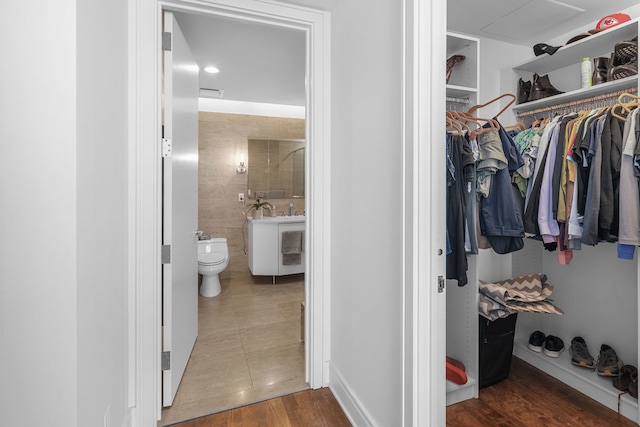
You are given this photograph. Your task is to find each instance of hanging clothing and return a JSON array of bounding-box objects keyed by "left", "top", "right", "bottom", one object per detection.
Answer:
[
  {"left": 478, "top": 121, "right": 525, "bottom": 254},
  {"left": 446, "top": 133, "right": 475, "bottom": 286},
  {"left": 618, "top": 109, "right": 640, "bottom": 259}
]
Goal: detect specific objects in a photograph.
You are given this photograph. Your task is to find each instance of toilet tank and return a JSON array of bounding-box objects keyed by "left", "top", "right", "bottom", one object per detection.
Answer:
[{"left": 198, "top": 237, "right": 228, "bottom": 256}]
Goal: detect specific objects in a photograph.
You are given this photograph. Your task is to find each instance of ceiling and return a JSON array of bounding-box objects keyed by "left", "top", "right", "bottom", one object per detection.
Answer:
[
  {"left": 176, "top": 1, "right": 637, "bottom": 107},
  {"left": 447, "top": 0, "right": 639, "bottom": 45},
  {"left": 174, "top": 11, "right": 306, "bottom": 107}
]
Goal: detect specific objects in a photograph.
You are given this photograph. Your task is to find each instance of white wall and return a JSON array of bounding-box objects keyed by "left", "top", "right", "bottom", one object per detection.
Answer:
[
  {"left": 77, "top": 0, "right": 129, "bottom": 426},
  {"left": 1, "top": 1, "right": 78, "bottom": 425},
  {"left": 1, "top": 1, "right": 130, "bottom": 426},
  {"left": 328, "top": 0, "right": 404, "bottom": 425}
]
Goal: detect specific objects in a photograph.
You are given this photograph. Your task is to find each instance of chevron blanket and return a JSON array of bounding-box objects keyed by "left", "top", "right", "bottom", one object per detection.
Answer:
[{"left": 478, "top": 273, "right": 564, "bottom": 320}]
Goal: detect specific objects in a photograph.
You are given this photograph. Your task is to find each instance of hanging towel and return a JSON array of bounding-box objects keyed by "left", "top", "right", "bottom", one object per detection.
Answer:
[{"left": 282, "top": 230, "right": 304, "bottom": 265}]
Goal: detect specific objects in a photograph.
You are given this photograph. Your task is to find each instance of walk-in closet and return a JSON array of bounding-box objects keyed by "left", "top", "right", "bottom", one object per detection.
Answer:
[{"left": 445, "top": 2, "right": 640, "bottom": 424}]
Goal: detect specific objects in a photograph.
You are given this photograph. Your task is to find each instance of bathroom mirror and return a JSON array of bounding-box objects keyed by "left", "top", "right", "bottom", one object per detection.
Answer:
[{"left": 247, "top": 138, "right": 305, "bottom": 199}]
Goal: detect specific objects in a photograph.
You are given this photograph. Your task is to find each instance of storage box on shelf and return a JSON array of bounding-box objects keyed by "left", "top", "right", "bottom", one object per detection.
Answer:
[{"left": 512, "top": 18, "right": 639, "bottom": 114}]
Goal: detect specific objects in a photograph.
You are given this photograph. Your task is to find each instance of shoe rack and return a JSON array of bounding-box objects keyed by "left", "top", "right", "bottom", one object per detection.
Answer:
[
  {"left": 507, "top": 19, "right": 640, "bottom": 424},
  {"left": 445, "top": 31, "right": 480, "bottom": 406},
  {"left": 512, "top": 18, "right": 639, "bottom": 116}
]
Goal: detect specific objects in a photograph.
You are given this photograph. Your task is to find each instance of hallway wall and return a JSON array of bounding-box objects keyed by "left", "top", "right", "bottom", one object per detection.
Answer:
[
  {"left": 2, "top": 1, "right": 78, "bottom": 425},
  {"left": 2, "top": 0, "right": 129, "bottom": 426},
  {"left": 329, "top": 0, "right": 404, "bottom": 425}
]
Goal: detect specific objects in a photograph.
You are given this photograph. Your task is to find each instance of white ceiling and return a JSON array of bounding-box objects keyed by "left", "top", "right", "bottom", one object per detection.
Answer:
[
  {"left": 176, "top": 1, "right": 637, "bottom": 107},
  {"left": 174, "top": 11, "right": 306, "bottom": 107},
  {"left": 447, "top": 0, "right": 639, "bottom": 45}
]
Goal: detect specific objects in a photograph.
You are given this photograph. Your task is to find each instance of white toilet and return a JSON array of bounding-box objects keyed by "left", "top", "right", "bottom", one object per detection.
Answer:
[{"left": 197, "top": 237, "right": 229, "bottom": 297}]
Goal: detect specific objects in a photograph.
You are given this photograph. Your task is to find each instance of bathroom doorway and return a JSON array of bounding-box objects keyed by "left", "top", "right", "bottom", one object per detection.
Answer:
[{"left": 151, "top": 2, "right": 325, "bottom": 425}]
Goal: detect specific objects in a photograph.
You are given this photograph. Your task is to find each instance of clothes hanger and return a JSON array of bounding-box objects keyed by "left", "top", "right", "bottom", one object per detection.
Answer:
[
  {"left": 610, "top": 92, "right": 637, "bottom": 120},
  {"left": 446, "top": 111, "right": 471, "bottom": 135},
  {"left": 611, "top": 104, "right": 629, "bottom": 121},
  {"left": 446, "top": 114, "right": 463, "bottom": 135},
  {"left": 454, "top": 110, "right": 499, "bottom": 132},
  {"left": 466, "top": 93, "right": 517, "bottom": 119},
  {"left": 617, "top": 92, "right": 639, "bottom": 113},
  {"left": 504, "top": 121, "right": 526, "bottom": 132},
  {"left": 449, "top": 111, "right": 480, "bottom": 133}
]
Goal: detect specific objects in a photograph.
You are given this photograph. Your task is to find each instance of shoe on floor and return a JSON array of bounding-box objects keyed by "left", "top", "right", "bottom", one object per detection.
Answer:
[
  {"left": 630, "top": 370, "right": 638, "bottom": 398},
  {"left": 597, "top": 344, "right": 622, "bottom": 377},
  {"left": 569, "top": 337, "right": 595, "bottom": 369},
  {"left": 446, "top": 356, "right": 468, "bottom": 385},
  {"left": 613, "top": 364, "right": 638, "bottom": 392},
  {"left": 543, "top": 335, "right": 564, "bottom": 358},
  {"left": 528, "top": 331, "right": 546, "bottom": 353}
]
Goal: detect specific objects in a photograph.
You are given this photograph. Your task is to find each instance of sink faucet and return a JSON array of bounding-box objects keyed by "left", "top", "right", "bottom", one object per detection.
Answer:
[{"left": 288, "top": 203, "right": 294, "bottom": 216}]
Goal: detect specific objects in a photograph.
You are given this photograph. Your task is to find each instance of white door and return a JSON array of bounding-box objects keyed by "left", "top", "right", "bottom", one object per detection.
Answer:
[{"left": 162, "top": 10, "right": 200, "bottom": 407}]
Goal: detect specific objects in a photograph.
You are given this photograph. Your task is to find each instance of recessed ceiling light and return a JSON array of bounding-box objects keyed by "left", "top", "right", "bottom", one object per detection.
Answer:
[{"left": 204, "top": 66, "right": 220, "bottom": 74}]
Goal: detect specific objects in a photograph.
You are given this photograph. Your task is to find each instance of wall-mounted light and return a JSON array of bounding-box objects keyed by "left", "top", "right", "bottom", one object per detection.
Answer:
[{"left": 237, "top": 155, "right": 247, "bottom": 174}]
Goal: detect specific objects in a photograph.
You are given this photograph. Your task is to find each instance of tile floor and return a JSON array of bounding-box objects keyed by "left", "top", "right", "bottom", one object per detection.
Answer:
[{"left": 159, "top": 272, "right": 307, "bottom": 426}]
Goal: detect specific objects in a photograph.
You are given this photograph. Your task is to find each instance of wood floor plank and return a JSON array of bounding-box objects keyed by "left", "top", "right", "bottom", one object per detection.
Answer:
[
  {"left": 167, "top": 388, "right": 350, "bottom": 427},
  {"left": 169, "top": 357, "right": 637, "bottom": 427},
  {"left": 447, "top": 357, "right": 637, "bottom": 427}
]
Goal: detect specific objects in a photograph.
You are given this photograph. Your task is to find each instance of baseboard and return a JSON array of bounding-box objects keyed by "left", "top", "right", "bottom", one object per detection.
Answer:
[{"left": 329, "top": 363, "right": 377, "bottom": 427}]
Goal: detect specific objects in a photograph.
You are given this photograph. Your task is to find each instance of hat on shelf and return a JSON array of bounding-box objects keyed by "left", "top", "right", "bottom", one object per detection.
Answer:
[
  {"left": 592, "top": 13, "right": 631, "bottom": 33},
  {"left": 566, "top": 12, "right": 632, "bottom": 44},
  {"left": 533, "top": 43, "right": 561, "bottom": 56}
]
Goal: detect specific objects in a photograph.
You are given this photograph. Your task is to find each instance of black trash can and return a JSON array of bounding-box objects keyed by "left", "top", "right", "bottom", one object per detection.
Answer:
[{"left": 478, "top": 313, "right": 518, "bottom": 388}]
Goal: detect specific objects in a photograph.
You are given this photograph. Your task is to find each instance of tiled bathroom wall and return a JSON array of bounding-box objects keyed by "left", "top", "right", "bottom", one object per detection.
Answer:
[{"left": 198, "top": 112, "right": 305, "bottom": 278}]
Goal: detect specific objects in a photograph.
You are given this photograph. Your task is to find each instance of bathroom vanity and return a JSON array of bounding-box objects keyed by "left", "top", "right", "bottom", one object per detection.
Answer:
[{"left": 248, "top": 216, "right": 305, "bottom": 277}]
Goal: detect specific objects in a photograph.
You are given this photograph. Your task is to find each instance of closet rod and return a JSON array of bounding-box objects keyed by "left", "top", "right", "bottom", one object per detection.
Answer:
[
  {"left": 446, "top": 96, "right": 470, "bottom": 104},
  {"left": 515, "top": 87, "right": 638, "bottom": 118}
]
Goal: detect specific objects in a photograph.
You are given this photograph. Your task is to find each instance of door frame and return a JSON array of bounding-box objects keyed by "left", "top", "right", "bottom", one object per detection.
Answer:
[
  {"left": 404, "top": 0, "right": 447, "bottom": 425},
  {"left": 127, "top": 0, "right": 331, "bottom": 423}
]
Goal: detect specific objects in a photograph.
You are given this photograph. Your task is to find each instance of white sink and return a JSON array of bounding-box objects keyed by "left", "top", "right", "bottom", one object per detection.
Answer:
[{"left": 249, "top": 215, "right": 305, "bottom": 223}]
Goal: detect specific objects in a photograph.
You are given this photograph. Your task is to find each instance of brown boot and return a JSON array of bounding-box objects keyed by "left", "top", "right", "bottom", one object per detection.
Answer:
[
  {"left": 536, "top": 73, "right": 563, "bottom": 96},
  {"left": 592, "top": 57, "right": 609, "bottom": 85},
  {"left": 529, "top": 73, "right": 563, "bottom": 101},
  {"left": 528, "top": 73, "right": 545, "bottom": 101}
]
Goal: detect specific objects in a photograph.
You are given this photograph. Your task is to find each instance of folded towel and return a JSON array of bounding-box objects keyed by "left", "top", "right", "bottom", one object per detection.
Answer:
[
  {"left": 282, "top": 230, "right": 303, "bottom": 254},
  {"left": 282, "top": 230, "right": 304, "bottom": 265}
]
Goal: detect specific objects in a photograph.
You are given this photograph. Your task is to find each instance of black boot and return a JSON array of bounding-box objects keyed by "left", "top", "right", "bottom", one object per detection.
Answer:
[
  {"left": 518, "top": 78, "right": 531, "bottom": 104},
  {"left": 528, "top": 73, "right": 545, "bottom": 101},
  {"left": 592, "top": 57, "right": 609, "bottom": 85}
]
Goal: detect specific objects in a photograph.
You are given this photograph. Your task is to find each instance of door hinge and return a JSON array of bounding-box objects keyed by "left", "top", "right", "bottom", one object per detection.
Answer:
[
  {"left": 162, "top": 138, "right": 172, "bottom": 158},
  {"left": 438, "top": 275, "right": 446, "bottom": 293},
  {"left": 162, "top": 32, "right": 172, "bottom": 51},
  {"left": 161, "top": 351, "right": 171, "bottom": 371},
  {"left": 161, "top": 244, "right": 171, "bottom": 264}
]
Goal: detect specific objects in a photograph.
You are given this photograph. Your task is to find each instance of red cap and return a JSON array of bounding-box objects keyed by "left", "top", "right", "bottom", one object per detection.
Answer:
[{"left": 593, "top": 13, "right": 631, "bottom": 32}]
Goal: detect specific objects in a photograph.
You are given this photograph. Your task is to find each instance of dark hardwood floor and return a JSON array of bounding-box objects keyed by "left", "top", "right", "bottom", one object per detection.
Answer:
[
  {"left": 166, "top": 387, "right": 352, "bottom": 427},
  {"left": 168, "top": 357, "right": 637, "bottom": 427},
  {"left": 447, "top": 357, "right": 638, "bottom": 426}
]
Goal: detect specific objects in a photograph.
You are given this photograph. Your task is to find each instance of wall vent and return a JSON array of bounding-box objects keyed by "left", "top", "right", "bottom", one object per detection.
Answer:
[{"left": 199, "top": 88, "right": 224, "bottom": 98}]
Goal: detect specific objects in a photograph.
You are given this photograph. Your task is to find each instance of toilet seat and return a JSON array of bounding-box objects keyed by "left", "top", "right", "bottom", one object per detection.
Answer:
[{"left": 198, "top": 252, "right": 226, "bottom": 266}]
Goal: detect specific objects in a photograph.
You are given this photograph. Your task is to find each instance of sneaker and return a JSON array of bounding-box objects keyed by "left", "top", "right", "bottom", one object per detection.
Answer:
[
  {"left": 597, "top": 344, "right": 622, "bottom": 377},
  {"left": 528, "top": 331, "right": 546, "bottom": 353},
  {"left": 613, "top": 365, "right": 638, "bottom": 391},
  {"left": 630, "top": 370, "right": 638, "bottom": 398},
  {"left": 543, "top": 335, "right": 564, "bottom": 358},
  {"left": 569, "top": 337, "right": 595, "bottom": 369}
]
